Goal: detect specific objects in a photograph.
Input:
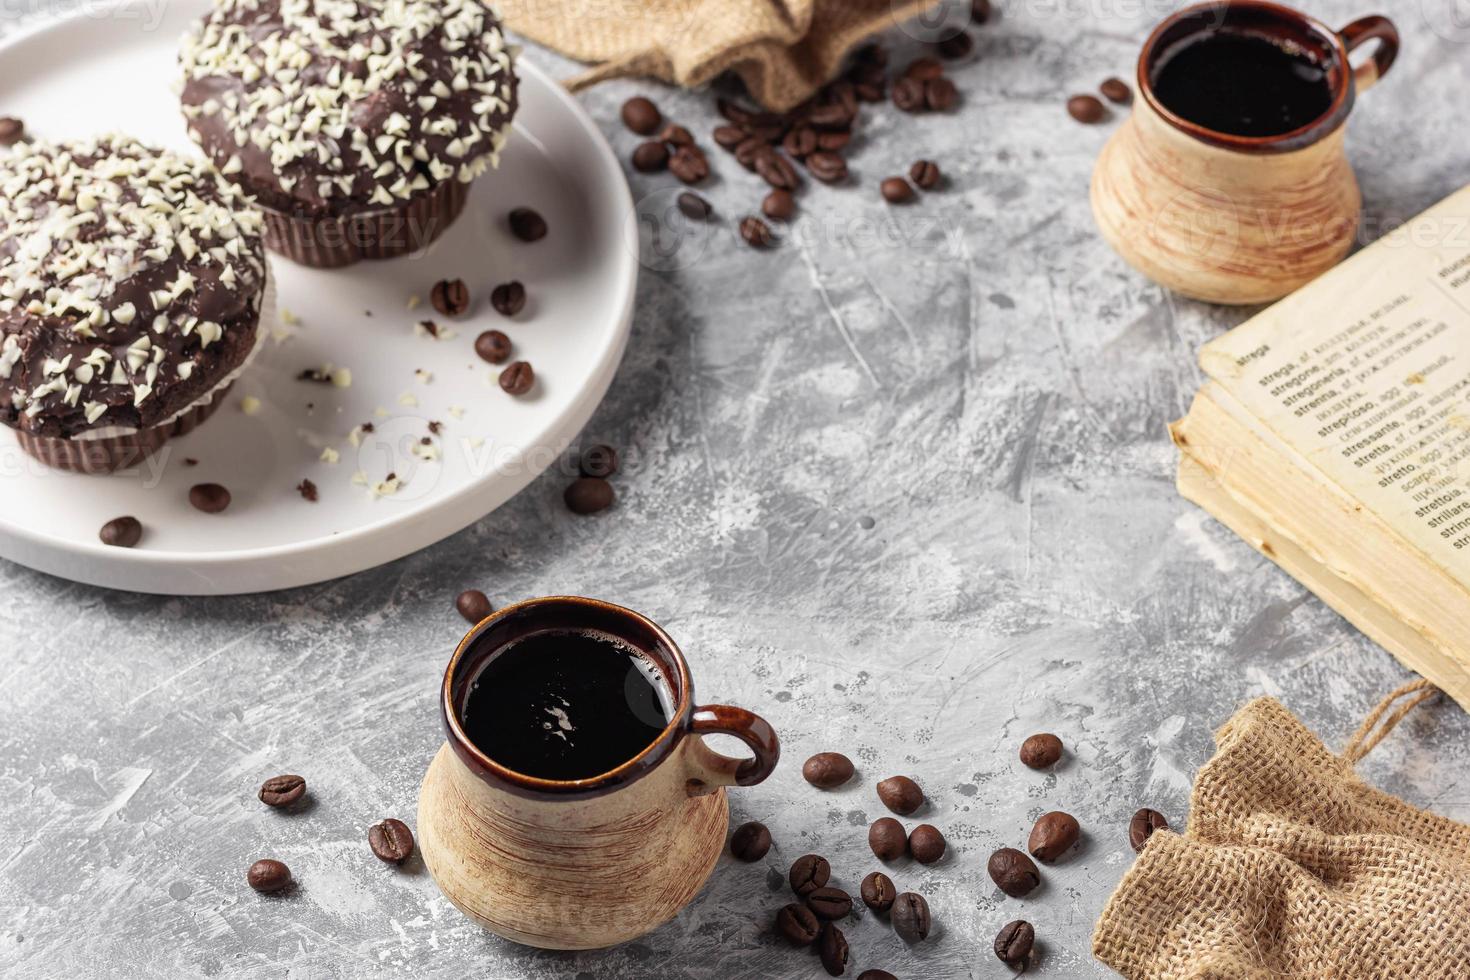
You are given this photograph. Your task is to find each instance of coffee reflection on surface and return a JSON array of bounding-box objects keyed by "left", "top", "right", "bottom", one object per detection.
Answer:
[
  {"left": 1152, "top": 31, "right": 1333, "bottom": 137},
  {"left": 460, "top": 630, "right": 673, "bottom": 781}
]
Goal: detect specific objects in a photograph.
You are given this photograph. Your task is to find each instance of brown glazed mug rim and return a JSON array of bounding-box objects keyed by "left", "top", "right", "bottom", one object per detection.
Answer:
[
  {"left": 1137, "top": 0, "right": 1356, "bottom": 154},
  {"left": 440, "top": 595, "right": 697, "bottom": 800}
]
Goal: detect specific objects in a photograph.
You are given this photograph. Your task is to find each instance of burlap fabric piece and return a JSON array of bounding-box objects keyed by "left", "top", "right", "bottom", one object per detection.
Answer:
[
  {"left": 1093, "top": 680, "right": 1470, "bottom": 978},
  {"left": 496, "top": 0, "right": 947, "bottom": 112}
]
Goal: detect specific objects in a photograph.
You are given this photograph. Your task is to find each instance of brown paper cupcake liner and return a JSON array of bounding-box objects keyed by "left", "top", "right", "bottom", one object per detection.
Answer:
[
  {"left": 13, "top": 381, "right": 233, "bottom": 475},
  {"left": 262, "top": 179, "right": 470, "bottom": 268}
]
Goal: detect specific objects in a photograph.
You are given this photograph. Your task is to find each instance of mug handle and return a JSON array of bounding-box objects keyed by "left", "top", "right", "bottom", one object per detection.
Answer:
[
  {"left": 684, "top": 705, "right": 780, "bottom": 796},
  {"left": 1339, "top": 16, "right": 1399, "bottom": 93}
]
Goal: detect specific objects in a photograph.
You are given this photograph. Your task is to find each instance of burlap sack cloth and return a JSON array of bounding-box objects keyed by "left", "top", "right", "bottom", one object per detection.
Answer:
[
  {"left": 1093, "top": 680, "right": 1470, "bottom": 978},
  {"left": 496, "top": 0, "right": 946, "bottom": 111}
]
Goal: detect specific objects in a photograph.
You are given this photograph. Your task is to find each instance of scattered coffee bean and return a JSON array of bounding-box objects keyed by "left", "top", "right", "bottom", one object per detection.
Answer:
[
  {"left": 910, "top": 160, "right": 942, "bottom": 190},
  {"left": 817, "top": 130, "right": 852, "bottom": 152},
  {"left": 988, "top": 847, "right": 1041, "bottom": 897},
  {"left": 247, "top": 858, "right": 292, "bottom": 893},
  {"left": 1129, "top": 807, "right": 1169, "bottom": 852},
  {"left": 669, "top": 145, "right": 711, "bottom": 184},
  {"left": 660, "top": 123, "right": 693, "bottom": 146},
  {"left": 789, "top": 853, "right": 831, "bottom": 896},
  {"left": 677, "top": 191, "right": 712, "bottom": 219},
  {"left": 892, "top": 77, "right": 926, "bottom": 113},
  {"left": 858, "top": 973, "right": 897, "bottom": 980},
  {"left": 876, "top": 775, "right": 924, "bottom": 815},
  {"left": 807, "top": 885, "right": 853, "bottom": 920},
  {"left": 430, "top": 278, "right": 471, "bottom": 317},
  {"left": 909, "top": 824, "right": 946, "bottom": 864},
  {"left": 806, "top": 151, "right": 848, "bottom": 183},
  {"left": 456, "top": 589, "right": 492, "bottom": 624},
  {"left": 1028, "top": 810, "right": 1081, "bottom": 862},
  {"left": 0, "top": 117, "right": 23, "bottom": 146},
  {"left": 938, "top": 30, "right": 974, "bottom": 59},
  {"left": 99, "top": 516, "right": 142, "bottom": 548},
  {"left": 189, "top": 483, "right": 231, "bottom": 514},
  {"left": 869, "top": 817, "right": 907, "bottom": 861},
  {"left": 632, "top": 140, "right": 669, "bottom": 172},
  {"left": 777, "top": 902, "right": 821, "bottom": 946},
  {"left": 802, "top": 752, "right": 854, "bottom": 788},
  {"left": 368, "top": 818, "right": 415, "bottom": 863},
  {"left": 734, "top": 136, "right": 767, "bottom": 171},
  {"left": 818, "top": 923, "right": 849, "bottom": 976},
  {"left": 508, "top": 207, "right": 548, "bottom": 242},
  {"left": 579, "top": 444, "right": 619, "bottom": 478},
  {"left": 783, "top": 126, "right": 817, "bottom": 159},
  {"left": 860, "top": 871, "right": 896, "bottom": 912},
  {"left": 740, "top": 216, "right": 775, "bottom": 248},
  {"left": 880, "top": 177, "right": 914, "bottom": 203},
  {"left": 925, "top": 77, "right": 959, "bottom": 112},
  {"left": 892, "top": 892, "right": 931, "bottom": 943},
  {"left": 713, "top": 124, "right": 746, "bottom": 149},
  {"left": 490, "top": 280, "right": 526, "bottom": 317},
  {"left": 258, "top": 774, "right": 306, "bottom": 808},
  {"left": 730, "top": 821, "right": 772, "bottom": 861},
  {"left": 296, "top": 479, "right": 318, "bottom": 502},
  {"left": 904, "top": 57, "right": 945, "bottom": 81},
  {"left": 756, "top": 151, "right": 800, "bottom": 191},
  {"left": 475, "top": 329, "right": 512, "bottom": 364},
  {"left": 1100, "top": 76, "right": 1133, "bottom": 103},
  {"left": 972, "top": 0, "right": 992, "bottom": 22},
  {"left": 621, "top": 96, "right": 662, "bottom": 135},
  {"left": 498, "top": 360, "right": 535, "bottom": 395},
  {"left": 564, "top": 476, "right": 615, "bottom": 515},
  {"left": 762, "top": 189, "right": 796, "bottom": 221},
  {"left": 995, "top": 919, "right": 1036, "bottom": 968},
  {"left": 1067, "top": 94, "right": 1107, "bottom": 123},
  {"left": 1019, "top": 732, "right": 1063, "bottom": 769}
]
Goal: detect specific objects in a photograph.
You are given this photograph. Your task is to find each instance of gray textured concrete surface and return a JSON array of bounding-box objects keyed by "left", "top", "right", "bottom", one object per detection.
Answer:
[{"left": 4, "top": 1, "right": 1470, "bottom": 977}]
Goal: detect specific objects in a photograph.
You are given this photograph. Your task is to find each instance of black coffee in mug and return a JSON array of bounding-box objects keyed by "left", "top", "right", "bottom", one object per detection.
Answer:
[
  {"left": 460, "top": 630, "right": 673, "bottom": 781},
  {"left": 1152, "top": 31, "right": 1333, "bottom": 137}
]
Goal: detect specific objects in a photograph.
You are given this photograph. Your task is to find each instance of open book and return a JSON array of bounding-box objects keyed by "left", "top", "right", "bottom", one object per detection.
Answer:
[{"left": 1173, "top": 186, "right": 1470, "bottom": 710}]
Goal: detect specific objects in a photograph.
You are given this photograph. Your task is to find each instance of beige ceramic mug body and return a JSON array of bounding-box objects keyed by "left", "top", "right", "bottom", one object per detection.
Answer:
[
  {"left": 1091, "top": 1, "right": 1398, "bottom": 304},
  {"left": 417, "top": 596, "right": 780, "bottom": 950}
]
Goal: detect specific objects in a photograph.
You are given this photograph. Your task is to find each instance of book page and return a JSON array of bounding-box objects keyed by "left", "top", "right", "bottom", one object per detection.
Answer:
[{"left": 1200, "top": 185, "right": 1470, "bottom": 588}]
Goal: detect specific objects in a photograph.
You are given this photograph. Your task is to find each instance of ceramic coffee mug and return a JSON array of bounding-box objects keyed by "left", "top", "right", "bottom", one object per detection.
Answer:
[
  {"left": 1091, "top": 0, "right": 1398, "bottom": 304},
  {"left": 417, "top": 596, "right": 780, "bottom": 950}
]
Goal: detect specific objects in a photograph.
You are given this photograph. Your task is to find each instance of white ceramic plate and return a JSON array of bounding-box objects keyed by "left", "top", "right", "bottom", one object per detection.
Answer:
[{"left": 0, "top": 0, "right": 638, "bottom": 594}]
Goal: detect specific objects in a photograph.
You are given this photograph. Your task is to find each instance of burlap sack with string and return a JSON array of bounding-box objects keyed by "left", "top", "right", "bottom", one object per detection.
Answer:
[
  {"left": 496, "top": 0, "right": 946, "bottom": 111},
  {"left": 1093, "top": 680, "right": 1470, "bottom": 978}
]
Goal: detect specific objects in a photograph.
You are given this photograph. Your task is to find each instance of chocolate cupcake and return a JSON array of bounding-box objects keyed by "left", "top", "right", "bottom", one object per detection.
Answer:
[
  {"left": 180, "top": 0, "right": 519, "bottom": 268},
  {"left": 0, "top": 134, "right": 270, "bottom": 474}
]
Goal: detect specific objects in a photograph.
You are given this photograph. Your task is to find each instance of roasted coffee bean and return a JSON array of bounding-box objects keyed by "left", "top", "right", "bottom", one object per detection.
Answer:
[
  {"left": 499, "top": 360, "right": 535, "bottom": 395},
  {"left": 818, "top": 923, "right": 849, "bottom": 976},
  {"left": 892, "top": 892, "right": 931, "bottom": 943},
  {"left": 247, "top": 858, "right": 292, "bottom": 893},
  {"left": 621, "top": 96, "right": 661, "bottom": 135},
  {"left": 972, "top": 0, "right": 992, "bottom": 22},
  {"left": 854, "top": 80, "right": 886, "bottom": 103},
  {"left": 910, "top": 160, "right": 942, "bottom": 190},
  {"left": 490, "top": 280, "right": 526, "bottom": 316},
  {"left": 909, "top": 824, "right": 946, "bottom": 864},
  {"left": 564, "top": 477, "right": 614, "bottom": 515},
  {"left": 783, "top": 126, "right": 817, "bottom": 159},
  {"left": 258, "top": 774, "right": 306, "bottom": 807},
  {"left": 740, "top": 216, "right": 775, "bottom": 248},
  {"left": 817, "top": 130, "right": 852, "bottom": 152},
  {"left": 807, "top": 102, "right": 854, "bottom": 130},
  {"left": 1067, "top": 94, "right": 1107, "bottom": 123},
  {"left": 1100, "top": 76, "right": 1133, "bottom": 103},
  {"left": 869, "top": 817, "right": 907, "bottom": 861},
  {"left": 995, "top": 919, "right": 1035, "bottom": 968},
  {"left": 632, "top": 140, "right": 669, "bottom": 172},
  {"left": 430, "top": 278, "right": 471, "bottom": 316},
  {"left": 1129, "top": 808, "right": 1169, "bottom": 852},
  {"left": 803, "top": 752, "right": 854, "bottom": 788},
  {"left": 659, "top": 123, "right": 694, "bottom": 146},
  {"left": 669, "top": 145, "right": 710, "bottom": 184},
  {"left": 739, "top": 115, "right": 788, "bottom": 143},
  {"left": 806, "top": 151, "right": 848, "bottom": 184},
  {"left": 904, "top": 57, "right": 945, "bottom": 81},
  {"left": 475, "top": 329, "right": 512, "bottom": 364},
  {"left": 777, "top": 902, "right": 820, "bottom": 946},
  {"left": 456, "top": 589, "right": 492, "bottom": 623},
  {"left": 756, "top": 151, "right": 799, "bottom": 191},
  {"left": 508, "top": 207, "right": 548, "bottom": 242},
  {"left": 925, "top": 77, "right": 959, "bottom": 112},
  {"left": 789, "top": 853, "right": 831, "bottom": 896},
  {"left": 892, "top": 77, "right": 926, "bottom": 113},
  {"left": 677, "top": 192, "right": 712, "bottom": 219},
  {"left": 860, "top": 871, "right": 896, "bottom": 912},
  {"left": 579, "top": 444, "right": 619, "bottom": 479},
  {"left": 762, "top": 189, "right": 796, "bottom": 221},
  {"left": 808, "top": 886, "right": 853, "bottom": 920},
  {"left": 858, "top": 973, "right": 897, "bottom": 980},
  {"left": 189, "top": 483, "right": 231, "bottom": 514},
  {"left": 713, "top": 124, "right": 746, "bottom": 149},
  {"left": 1028, "top": 810, "right": 1081, "bottom": 862},
  {"left": 988, "top": 847, "right": 1041, "bottom": 897},
  {"left": 0, "top": 117, "right": 23, "bottom": 146},
  {"left": 734, "top": 136, "right": 767, "bottom": 171},
  {"left": 368, "top": 818, "right": 415, "bottom": 863},
  {"left": 99, "top": 516, "right": 142, "bottom": 548},
  {"left": 730, "top": 821, "right": 772, "bottom": 861},
  {"left": 1019, "top": 732, "right": 1063, "bottom": 769},
  {"left": 880, "top": 177, "right": 915, "bottom": 204},
  {"left": 938, "top": 30, "right": 974, "bottom": 59}
]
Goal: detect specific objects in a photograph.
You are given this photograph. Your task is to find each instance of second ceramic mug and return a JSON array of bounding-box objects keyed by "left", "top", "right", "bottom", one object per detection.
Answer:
[{"left": 417, "top": 596, "right": 779, "bottom": 950}]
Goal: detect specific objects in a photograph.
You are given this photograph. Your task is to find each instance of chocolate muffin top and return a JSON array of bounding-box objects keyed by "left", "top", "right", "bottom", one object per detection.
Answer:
[
  {"left": 179, "top": 0, "right": 519, "bottom": 219},
  {"left": 0, "top": 135, "right": 267, "bottom": 439}
]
